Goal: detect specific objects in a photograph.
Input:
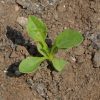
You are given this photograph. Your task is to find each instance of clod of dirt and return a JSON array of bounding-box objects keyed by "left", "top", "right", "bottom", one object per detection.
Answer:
[
  {"left": 86, "top": 33, "right": 100, "bottom": 49},
  {"left": 0, "top": 52, "right": 4, "bottom": 63},
  {"left": 10, "top": 45, "right": 29, "bottom": 59},
  {"left": 48, "top": 0, "right": 59, "bottom": 5},
  {"left": 93, "top": 50, "right": 100, "bottom": 68},
  {"left": 27, "top": 78, "right": 34, "bottom": 86},
  {"left": 16, "top": 45, "right": 29, "bottom": 56},
  {"left": 57, "top": 3, "right": 66, "bottom": 12},
  {"left": 16, "top": 0, "right": 31, "bottom": 9},
  {"left": 35, "top": 83, "right": 46, "bottom": 97},
  {"left": 27, "top": 79, "right": 48, "bottom": 99},
  {"left": 69, "top": 56, "right": 76, "bottom": 63},
  {"left": 16, "top": 0, "right": 59, "bottom": 13},
  {"left": 16, "top": 0, "right": 44, "bottom": 13},
  {"left": 73, "top": 46, "right": 85, "bottom": 56},
  {"left": 10, "top": 51, "right": 19, "bottom": 58},
  {"left": 53, "top": 11, "right": 58, "bottom": 20},
  {"left": 77, "top": 56, "right": 85, "bottom": 64},
  {"left": 14, "top": 5, "right": 20, "bottom": 12},
  {"left": 17, "top": 17, "right": 28, "bottom": 27}
]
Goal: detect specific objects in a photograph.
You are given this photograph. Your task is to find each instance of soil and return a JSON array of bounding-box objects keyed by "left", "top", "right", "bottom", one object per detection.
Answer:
[{"left": 0, "top": 0, "right": 100, "bottom": 100}]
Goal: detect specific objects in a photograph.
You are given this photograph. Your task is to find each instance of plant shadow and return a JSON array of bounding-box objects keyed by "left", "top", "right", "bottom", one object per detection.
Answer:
[
  {"left": 47, "top": 60, "right": 55, "bottom": 72},
  {"left": 6, "top": 26, "right": 54, "bottom": 77},
  {"left": 6, "top": 62, "right": 23, "bottom": 77},
  {"left": 6, "top": 26, "right": 39, "bottom": 77},
  {"left": 6, "top": 26, "right": 39, "bottom": 56}
]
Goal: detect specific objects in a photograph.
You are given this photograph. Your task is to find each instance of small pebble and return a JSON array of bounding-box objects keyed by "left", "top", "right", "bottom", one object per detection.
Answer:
[
  {"left": 57, "top": 4, "right": 66, "bottom": 12},
  {"left": 4, "top": 70, "right": 8, "bottom": 73},
  {"left": 16, "top": 0, "right": 30, "bottom": 8},
  {"left": 70, "top": 56, "right": 76, "bottom": 63},
  {"left": 17, "top": 17, "right": 28, "bottom": 27},
  {"left": 15, "top": 5, "right": 20, "bottom": 12},
  {"left": 27, "top": 78, "right": 34, "bottom": 86},
  {"left": 54, "top": 11, "right": 58, "bottom": 20}
]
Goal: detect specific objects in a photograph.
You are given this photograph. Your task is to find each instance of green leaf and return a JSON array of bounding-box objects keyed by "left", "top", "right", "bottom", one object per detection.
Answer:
[
  {"left": 52, "top": 58, "right": 67, "bottom": 71},
  {"left": 19, "top": 57, "right": 46, "bottom": 73},
  {"left": 54, "top": 29, "right": 83, "bottom": 49},
  {"left": 37, "top": 43, "right": 48, "bottom": 57},
  {"left": 27, "top": 15, "right": 47, "bottom": 42}
]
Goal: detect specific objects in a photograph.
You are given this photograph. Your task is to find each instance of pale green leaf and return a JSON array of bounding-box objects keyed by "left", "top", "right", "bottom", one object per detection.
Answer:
[
  {"left": 27, "top": 16, "right": 47, "bottom": 41},
  {"left": 54, "top": 29, "right": 83, "bottom": 49},
  {"left": 37, "top": 43, "right": 48, "bottom": 57},
  {"left": 19, "top": 57, "right": 46, "bottom": 73},
  {"left": 52, "top": 58, "right": 67, "bottom": 71}
]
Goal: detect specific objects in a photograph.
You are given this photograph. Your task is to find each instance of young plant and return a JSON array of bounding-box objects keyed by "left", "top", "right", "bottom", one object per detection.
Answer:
[{"left": 19, "top": 15, "right": 83, "bottom": 73}]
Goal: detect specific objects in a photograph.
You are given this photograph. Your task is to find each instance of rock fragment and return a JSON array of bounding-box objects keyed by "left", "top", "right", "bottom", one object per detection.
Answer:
[{"left": 93, "top": 50, "right": 100, "bottom": 68}]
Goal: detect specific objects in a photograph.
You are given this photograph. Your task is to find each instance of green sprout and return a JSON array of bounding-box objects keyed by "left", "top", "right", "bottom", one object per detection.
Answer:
[{"left": 19, "top": 15, "right": 83, "bottom": 73}]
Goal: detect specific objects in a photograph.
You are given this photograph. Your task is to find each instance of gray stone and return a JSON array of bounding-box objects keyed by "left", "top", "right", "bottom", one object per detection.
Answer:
[
  {"left": 16, "top": 0, "right": 59, "bottom": 13},
  {"left": 16, "top": 0, "right": 43, "bottom": 12},
  {"left": 87, "top": 33, "right": 100, "bottom": 49},
  {"left": 16, "top": 0, "right": 31, "bottom": 8},
  {"left": 27, "top": 78, "right": 34, "bottom": 86},
  {"left": 34, "top": 82, "right": 47, "bottom": 98},
  {"left": 93, "top": 50, "right": 100, "bottom": 68},
  {"left": 48, "top": 0, "right": 59, "bottom": 5}
]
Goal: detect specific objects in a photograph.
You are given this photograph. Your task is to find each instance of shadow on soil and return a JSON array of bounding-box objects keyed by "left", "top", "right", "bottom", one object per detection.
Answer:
[
  {"left": 6, "top": 26, "right": 39, "bottom": 77},
  {"left": 6, "top": 62, "right": 24, "bottom": 77},
  {"left": 6, "top": 26, "right": 39, "bottom": 56},
  {"left": 6, "top": 26, "right": 53, "bottom": 77}
]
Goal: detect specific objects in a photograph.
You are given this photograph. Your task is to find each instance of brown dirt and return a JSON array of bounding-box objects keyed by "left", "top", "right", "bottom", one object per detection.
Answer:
[{"left": 0, "top": 0, "right": 100, "bottom": 100}]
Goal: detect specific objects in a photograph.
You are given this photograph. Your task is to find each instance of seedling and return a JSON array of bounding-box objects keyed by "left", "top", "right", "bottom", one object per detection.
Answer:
[{"left": 19, "top": 16, "right": 83, "bottom": 73}]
